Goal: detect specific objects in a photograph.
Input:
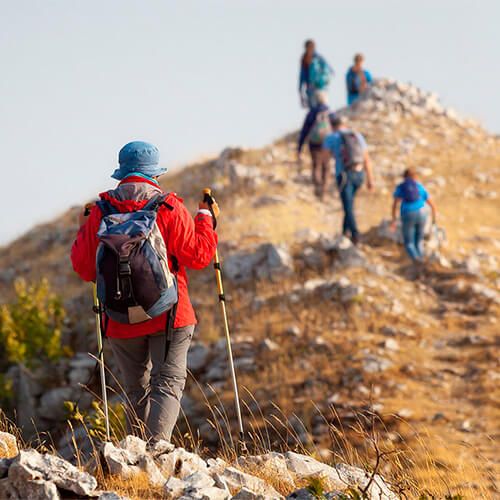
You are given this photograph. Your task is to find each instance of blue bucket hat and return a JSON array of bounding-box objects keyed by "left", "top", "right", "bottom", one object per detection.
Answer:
[{"left": 112, "top": 141, "right": 167, "bottom": 180}]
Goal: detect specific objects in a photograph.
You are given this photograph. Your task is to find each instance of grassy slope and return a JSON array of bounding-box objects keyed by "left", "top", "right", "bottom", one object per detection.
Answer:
[{"left": 0, "top": 96, "right": 499, "bottom": 498}]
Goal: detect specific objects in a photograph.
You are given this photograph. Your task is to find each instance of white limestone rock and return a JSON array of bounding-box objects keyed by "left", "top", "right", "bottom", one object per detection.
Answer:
[{"left": 8, "top": 449, "right": 97, "bottom": 496}]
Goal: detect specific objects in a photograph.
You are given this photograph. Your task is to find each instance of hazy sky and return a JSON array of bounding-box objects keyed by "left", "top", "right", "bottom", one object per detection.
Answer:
[{"left": 1, "top": 0, "right": 498, "bottom": 245}]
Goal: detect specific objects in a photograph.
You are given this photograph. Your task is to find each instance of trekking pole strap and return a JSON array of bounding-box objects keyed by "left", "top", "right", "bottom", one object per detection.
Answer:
[{"left": 203, "top": 188, "right": 217, "bottom": 230}]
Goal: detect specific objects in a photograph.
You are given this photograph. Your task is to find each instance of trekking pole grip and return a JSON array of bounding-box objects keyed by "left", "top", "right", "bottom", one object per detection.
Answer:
[{"left": 202, "top": 188, "right": 217, "bottom": 229}]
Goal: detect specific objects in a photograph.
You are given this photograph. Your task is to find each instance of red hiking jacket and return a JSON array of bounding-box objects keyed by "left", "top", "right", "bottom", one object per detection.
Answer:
[{"left": 70, "top": 176, "right": 218, "bottom": 339}]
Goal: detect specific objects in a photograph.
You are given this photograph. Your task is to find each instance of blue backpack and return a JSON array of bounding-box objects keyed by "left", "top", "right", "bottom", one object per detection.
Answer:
[
  {"left": 310, "top": 55, "right": 332, "bottom": 90},
  {"left": 95, "top": 194, "right": 178, "bottom": 325},
  {"left": 400, "top": 179, "right": 421, "bottom": 202}
]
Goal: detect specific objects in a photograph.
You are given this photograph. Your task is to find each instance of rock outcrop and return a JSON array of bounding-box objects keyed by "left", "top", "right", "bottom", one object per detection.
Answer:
[{"left": 0, "top": 432, "right": 398, "bottom": 499}]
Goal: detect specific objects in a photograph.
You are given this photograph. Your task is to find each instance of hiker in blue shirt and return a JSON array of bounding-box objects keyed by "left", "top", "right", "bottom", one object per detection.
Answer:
[
  {"left": 346, "top": 53, "right": 372, "bottom": 105},
  {"left": 299, "top": 39, "right": 334, "bottom": 109},
  {"left": 297, "top": 91, "right": 332, "bottom": 199},
  {"left": 322, "top": 115, "right": 374, "bottom": 245},
  {"left": 391, "top": 168, "right": 437, "bottom": 262}
]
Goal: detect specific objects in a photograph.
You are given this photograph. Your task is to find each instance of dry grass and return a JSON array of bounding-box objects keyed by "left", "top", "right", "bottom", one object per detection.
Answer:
[{"left": 99, "top": 471, "right": 165, "bottom": 500}]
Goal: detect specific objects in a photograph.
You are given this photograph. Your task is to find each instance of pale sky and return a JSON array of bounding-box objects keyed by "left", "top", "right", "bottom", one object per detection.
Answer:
[{"left": 1, "top": 0, "right": 498, "bottom": 245}]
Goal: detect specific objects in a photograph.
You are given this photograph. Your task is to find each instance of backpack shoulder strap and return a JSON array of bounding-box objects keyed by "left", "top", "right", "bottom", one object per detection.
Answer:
[
  {"left": 96, "top": 199, "right": 118, "bottom": 217},
  {"left": 343, "top": 130, "right": 359, "bottom": 143},
  {"left": 143, "top": 193, "right": 172, "bottom": 212}
]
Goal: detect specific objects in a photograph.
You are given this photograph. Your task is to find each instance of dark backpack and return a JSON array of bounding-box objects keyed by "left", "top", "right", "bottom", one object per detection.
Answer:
[
  {"left": 340, "top": 131, "right": 364, "bottom": 170},
  {"left": 95, "top": 194, "right": 178, "bottom": 325},
  {"left": 400, "top": 179, "right": 421, "bottom": 202},
  {"left": 347, "top": 70, "right": 360, "bottom": 95}
]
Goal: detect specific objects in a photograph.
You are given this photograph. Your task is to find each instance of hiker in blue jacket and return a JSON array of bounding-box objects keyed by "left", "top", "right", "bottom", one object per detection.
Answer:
[
  {"left": 297, "top": 91, "right": 332, "bottom": 199},
  {"left": 299, "top": 39, "right": 334, "bottom": 109},
  {"left": 391, "top": 168, "right": 437, "bottom": 262},
  {"left": 346, "top": 53, "right": 372, "bottom": 105}
]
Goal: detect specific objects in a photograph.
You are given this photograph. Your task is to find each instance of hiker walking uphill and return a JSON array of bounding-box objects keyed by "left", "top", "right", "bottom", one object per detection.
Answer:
[
  {"left": 71, "top": 141, "right": 218, "bottom": 443},
  {"left": 322, "top": 115, "right": 374, "bottom": 245},
  {"left": 346, "top": 53, "right": 372, "bottom": 105},
  {"left": 299, "top": 39, "right": 334, "bottom": 109},
  {"left": 297, "top": 91, "right": 332, "bottom": 199},
  {"left": 391, "top": 168, "right": 437, "bottom": 263}
]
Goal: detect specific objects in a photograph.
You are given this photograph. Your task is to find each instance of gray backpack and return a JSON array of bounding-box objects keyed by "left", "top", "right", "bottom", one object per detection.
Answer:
[
  {"left": 340, "top": 131, "right": 364, "bottom": 170},
  {"left": 95, "top": 194, "right": 178, "bottom": 325},
  {"left": 309, "top": 109, "right": 332, "bottom": 145}
]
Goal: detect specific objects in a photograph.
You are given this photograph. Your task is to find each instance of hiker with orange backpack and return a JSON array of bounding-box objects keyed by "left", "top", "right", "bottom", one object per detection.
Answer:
[
  {"left": 322, "top": 115, "right": 374, "bottom": 245},
  {"left": 71, "top": 141, "right": 218, "bottom": 443},
  {"left": 297, "top": 91, "right": 332, "bottom": 199},
  {"left": 391, "top": 168, "right": 437, "bottom": 263}
]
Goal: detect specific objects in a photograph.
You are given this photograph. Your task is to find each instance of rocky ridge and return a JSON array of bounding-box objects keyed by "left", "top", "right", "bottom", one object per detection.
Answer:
[
  {"left": 0, "top": 78, "right": 498, "bottom": 497},
  {"left": 0, "top": 432, "right": 397, "bottom": 499}
]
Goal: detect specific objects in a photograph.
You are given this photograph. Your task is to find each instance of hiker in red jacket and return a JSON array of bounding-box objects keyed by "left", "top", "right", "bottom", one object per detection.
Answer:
[{"left": 71, "top": 141, "right": 218, "bottom": 443}]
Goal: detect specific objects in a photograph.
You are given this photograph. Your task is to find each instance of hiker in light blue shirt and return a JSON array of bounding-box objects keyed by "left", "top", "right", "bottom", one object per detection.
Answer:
[
  {"left": 346, "top": 53, "right": 372, "bottom": 105},
  {"left": 391, "top": 168, "right": 437, "bottom": 262},
  {"left": 322, "top": 115, "right": 374, "bottom": 245}
]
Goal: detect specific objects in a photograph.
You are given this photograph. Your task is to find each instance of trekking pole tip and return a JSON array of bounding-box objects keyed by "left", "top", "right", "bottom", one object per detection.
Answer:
[{"left": 238, "top": 435, "right": 248, "bottom": 455}]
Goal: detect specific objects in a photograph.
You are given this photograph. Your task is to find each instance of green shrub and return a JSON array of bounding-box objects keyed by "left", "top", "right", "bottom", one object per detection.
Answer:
[
  {"left": 306, "top": 476, "right": 327, "bottom": 498},
  {"left": 0, "top": 278, "right": 65, "bottom": 368},
  {"left": 65, "top": 400, "right": 127, "bottom": 441}
]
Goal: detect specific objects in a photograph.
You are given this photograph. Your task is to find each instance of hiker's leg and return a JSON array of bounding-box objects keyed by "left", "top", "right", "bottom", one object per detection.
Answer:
[
  {"left": 108, "top": 336, "right": 151, "bottom": 436},
  {"left": 147, "top": 325, "right": 194, "bottom": 442},
  {"left": 348, "top": 171, "right": 365, "bottom": 240},
  {"left": 402, "top": 212, "right": 419, "bottom": 260},
  {"left": 309, "top": 144, "right": 320, "bottom": 188},
  {"left": 337, "top": 174, "right": 352, "bottom": 235},
  {"left": 415, "top": 210, "right": 427, "bottom": 259}
]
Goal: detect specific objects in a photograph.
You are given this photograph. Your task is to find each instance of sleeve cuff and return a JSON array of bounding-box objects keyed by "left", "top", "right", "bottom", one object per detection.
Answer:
[{"left": 197, "top": 209, "right": 212, "bottom": 217}]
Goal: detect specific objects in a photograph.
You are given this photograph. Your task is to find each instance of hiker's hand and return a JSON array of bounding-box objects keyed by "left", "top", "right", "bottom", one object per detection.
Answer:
[
  {"left": 78, "top": 203, "right": 95, "bottom": 227},
  {"left": 366, "top": 179, "right": 374, "bottom": 192},
  {"left": 300, "top": 95, "right": 308, "bottom": 108},
  {"left": 199, "top": 198, "right": 220, "bottom": 219},
  {"left": 390, "top": 220, "right": 398, "bottom": 232}
]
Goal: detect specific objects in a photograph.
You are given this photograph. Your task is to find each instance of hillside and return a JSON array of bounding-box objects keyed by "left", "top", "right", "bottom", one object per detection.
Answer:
[{"left": 0, "top": 79, "right": 499, "bottom": 498}]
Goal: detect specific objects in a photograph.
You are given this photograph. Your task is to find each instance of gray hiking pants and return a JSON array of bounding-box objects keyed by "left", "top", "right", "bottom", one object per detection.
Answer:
[{"left": 108, "top": 325, "right": 194, "bottom": 442}]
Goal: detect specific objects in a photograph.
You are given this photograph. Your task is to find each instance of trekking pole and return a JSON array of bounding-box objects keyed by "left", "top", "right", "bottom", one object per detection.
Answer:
[
  {"left": 92, "top": 283, "right": 111, "bottom": 441},
  {"left": 203, "top": 188, "right": 247, "bottom": 454}
]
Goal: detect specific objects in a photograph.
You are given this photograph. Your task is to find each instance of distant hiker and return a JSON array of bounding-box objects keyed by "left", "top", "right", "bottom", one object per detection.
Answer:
[
  {"left": 346, "top": 53, "right": 372, "bottom": 105},
  {"left": 391, "top": 168, "right": 437, "bottom": 262},
  {"left": 71, "top": 141, "right": 218, "bottom": 443},
  {"left": 322, "top": 115, "right": 374, "bottom": 245},
  {"left": 297, "top": 91, "right": 332, "bottom": 199},
  {"left": 299, "top": 39, "right": 334, "bottom": 109}
]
